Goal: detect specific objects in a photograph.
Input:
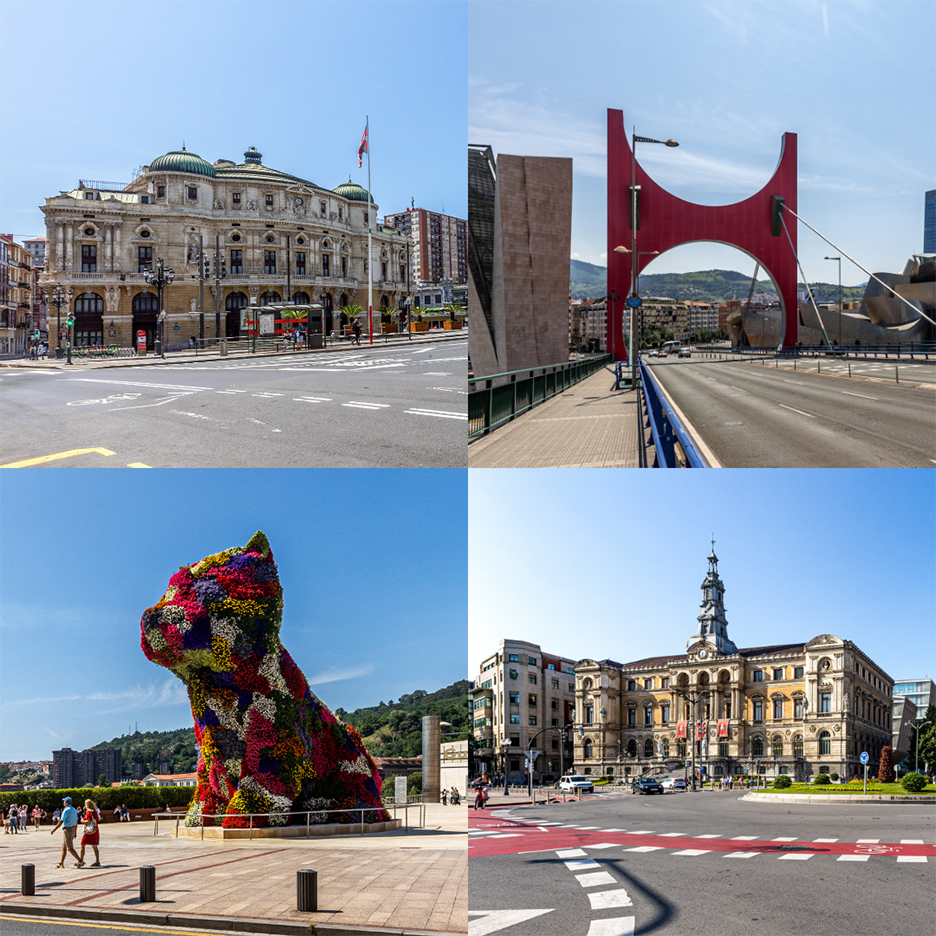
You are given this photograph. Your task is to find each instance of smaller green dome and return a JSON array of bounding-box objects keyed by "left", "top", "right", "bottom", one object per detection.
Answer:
[
  {"left": 149, "top": 147, "right": 216, "bottom": 178},
  {"left": 334, "top": 178, "right": 371, "bottom": 202}
]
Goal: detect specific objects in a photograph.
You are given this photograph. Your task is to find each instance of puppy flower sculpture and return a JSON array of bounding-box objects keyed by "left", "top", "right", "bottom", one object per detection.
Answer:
[{"left": 140, "top": 531, "right": 387, "bottom": 828}]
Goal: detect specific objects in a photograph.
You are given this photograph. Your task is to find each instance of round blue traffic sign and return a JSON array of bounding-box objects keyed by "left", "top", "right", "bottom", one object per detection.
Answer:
[
  {"left": 860, "top": 752, "right": 869, "bottom": 765},
  {"left": 625, "top": 296, "right": 643, "bottom": 308}
]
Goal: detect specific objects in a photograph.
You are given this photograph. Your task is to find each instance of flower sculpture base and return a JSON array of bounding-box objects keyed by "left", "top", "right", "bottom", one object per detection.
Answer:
[
  {"left": 178, "top": 817, "right": 403, "bottom": 839},
  {"left": 140, "top": 531, "right": 390, "bottom": 829}
]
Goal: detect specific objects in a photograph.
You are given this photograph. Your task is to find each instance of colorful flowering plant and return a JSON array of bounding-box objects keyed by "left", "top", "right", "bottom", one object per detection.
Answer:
[{"left": 141, "top": 531, "right": 388, "bottom": 829}]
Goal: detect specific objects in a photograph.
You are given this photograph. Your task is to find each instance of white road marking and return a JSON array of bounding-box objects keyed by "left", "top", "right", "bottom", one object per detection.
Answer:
[
  {"left": 293, "top": 396, "right": 332, "bottom": 403},
  {"left": 171, "top": 411, "right": 213, "bottom": 420},
  {"left": 656, "top": 832, "right": 685, "bottom": 837},
  {"left": 555, "top": 849, "right": 587, "bottom": 858},
  {"left": 771, "top": 837, "right": 798, "bottom": 842},
  {"left": 468, "top": 909, "right": 554, "bottom": 935},
  {"left": 342, "top": 402, "right": 390, "bottom": 410},
  {"left": 563, "top": 858, "right": 600, "bottom": 871},
  {"left": 246, "top": 418, "right": 281, "bottom": 432},
  {"left": 813, "top": 838, "right": 838, "bottom": 842},
  {"left": 602, "top": 828, "right": 628, "bottom": 833},
  {"left": 576, "top": 871, "right": 617, "bottom": 887},
  {"left": 624, "top": 830, "right": 655, "bottom": 835},
  {"left": 778, "top": 403, "right": 817, "bottom": 418},
  {"left": 778, "top": 853, "right": 812, "bottom": 860},
  {"left": 855, "top": 839, "right": 880, "bottom": 843},
  {"left": 729, "top": 386, "right": 746, "bottom": 392},
  {"left": 63, "top": 378, "right": 212, "bottom": 391},
  {"left": 724, "top": 852, "right": 759, "bottom": 858},
  {"left": 588, "top": 889, "right": 634, "bottom": 910},
  {"left": 838, "top": 855, "right": 870, "bottom": 861},
  {"left": 585, "top": 843, "right": 620, "bottom": 849},
  {"left": 901, "top": 839, "right": 924, "bottom": 844},
  {"left": 405, "top": 408, "right": 468, "bottom": 420},
  {"left": 586, "top": 917, "right": 635, "bottom": 936},
  {"left": 673, "top": 849, "right": 711, "bottom": 856},
  {"left": 841, "top": 390, "right": 878, "bottom": 400},
  {"left": 695, "top": 834, "right": 722, "bottom": 838},
  {"left": 624, "top": 846, "right": 661, "bottom": 853},
  {"left": 896, "top": 856, "right": 927, "bottom": 862},
  {"left": 251, "top": 392, "right": 284, "bottom": 398},
  {"left": 730, "top": 836, "right": 759, "bottom": 840}
]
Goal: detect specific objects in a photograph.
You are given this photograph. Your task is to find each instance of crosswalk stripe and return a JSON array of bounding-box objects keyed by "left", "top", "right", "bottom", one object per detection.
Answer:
[
  {"left": 576, "top": 871, "right": 617, "bottom": 887},
  {"left": 564, "top": 858, "right": 600, "bottom": 871},
  {"left": 724, "top": 852, "right": 759, "bottom": 858},
  {"left": 838, "top": 855, "right": 870, "bottom": 861},
  {"left": 588, "top": 889, "right": 634, "bottom": 910},
  {"left": 896, "top": 856, "right": 927, "bottom": 863},
  {"left": 855, "top": 839, "right": 880, "bottom": 843},
  {"left": 900, "top": 839, "right": 924, "bottom": 844},
  {"left": 673, "top": 849, "right": 711, "bottom": 856},
  {"left": 624, "top": 846, "right": 662, "bottom": 853},
  {"left": 778, "top": 853, "right": 812, "bottom": 860},
  {"left": 586, "top": 917, "right": 635, "bottom": 935}
]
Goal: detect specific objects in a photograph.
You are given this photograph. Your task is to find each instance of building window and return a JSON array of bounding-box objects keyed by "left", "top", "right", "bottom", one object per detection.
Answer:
[
  {"left": 795, "top": 666, "right": 804, "bottom": 678},
  {"left": 678, "top": 741, "right": 686, "bottom": 758},
  {"left": 320, "top": 202, "right": 327, "bottom": 216},
  {"left": 794, "top": 697, "right": 805, "bottom": 719},
  {"left": 551, "top": 678, "right": 559, "bottom": 690},
  {"left": 296, "top": 252, "right": 306, "bottom": 275},
  {"left": 157, "top": 185, "right": 166, "bottom": 198},
  {"left": 820, "top": 692, "right": 831, "bottom": 714},
  {"left": 528, "top": 657, "right": 536, "bottom": 665},
  {"left": 508, "top": 654, "right": 519, "bottom": 662},
  {"left": 644, "top": 678, "right": 653, "bottom": 691},
  {"left": 509, "top": 692, "right": 519, "bottom": 704},
  {"left": 338, "top": 205, "right": 343, "bottom": 220},
  {"left": 81, "top": 245, "right": 96, "bottom": 273},
  {"left": 529, "top": 716, "right": 537, "bottom": 726},
  {"left": 510, "top": 714, "right": 520, "bottom": 725},
  {"left": 322, "top": 254, "right": 330, "bottom": 276},
  {"left": 793, "top": 734, "right": 803, "bottom": 757},
  {"left": 772, "top": 735, "right": 783, "bottom": 757},
  {"left": 265, "top": 194, "right": 273, "bottom": 207},
  {"left": 819, "top": 731, "right": 831, "bottom": 756},
  {"left": 399, "top": 263, "right": 406, "bottom": 281},
  {"left": 188, "top": 186, "right": 197, "bottom": 200},
  {"left": 508, "top": 669, "right": 518, "bottom": 680},
  {"left": 264, "top": 251, "right": 276, "bottom": 275},
  {"left": 773, "top": 700, "right": 783, "bottom": 720},
  {"left": 528, "top": 674, "right": 536, "bottom": 685},
  {"left": 583, "top": 741, "right": 592, "bottom": 759},
  {"left": 381, "top": 260, "right": 388, "bottom": 280},
  {"left": 753, "top": 670, "right": 763, "bottom": 682},
  {"left": 364, "top": 211, "right": 369, "bottom": 223},
  {"left": 773, "top": 668, "right": 783, "bottom": 680},
  {"left": 628, "top": 708, "right": 636, "bottom": 726},
  {"left": 661, "top": 705, "right": 669, "bottom": 724},
  {"left": 585, "top": 705, "right": 594, "bottom": 724},
  {"left": 230, "top": 250, "right": 243, "bottom": 274},
  {"left": 566, "top": 668, "right": 575, "bottom": 675},
  {"left": 644, "top": 738, "right": 654, "bottom": 758},
  {"left": 137, "top": 246, "right": 152, "bottom": 273},
  {"left": 340, "top": 256, "right": 347, "bottom": 278},
  {"left": 551, "top": 699, "right": 559, "bottom": 710},
  {"left": 753, "top": 700, "right": 764, "bottom": 721},
  {"left": 752, "top": 736, "right": 763, "bottom": 756},
  {"left": 661, "top": 677, "right": 669, "bottom": 689},
  {"left": 643, "top": 707, "right": 653, "bottom": 726},
  {"left": 528, "top": 694, "right": 536, "bottom": 707},
  {"left": 232, "top": 192, "right": 241, "bottom": 205},
  {"left": 661, "top": 738, "right": 669, "bottom": 757},
  {"left": 627, "top": 680, "right": 636, "bottom": 691},
  {"left": 725, "top": 699, "right": 732, "bottom": 718},
  {"left": 719, "top": 741, "right": 729, "bottom": 758}
]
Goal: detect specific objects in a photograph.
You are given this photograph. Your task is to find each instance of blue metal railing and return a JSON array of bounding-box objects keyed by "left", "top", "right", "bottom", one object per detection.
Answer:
[
  {"left": 639, "top": 357, "right": 708, "bottom": 468},
  {"left": 691, "top": 342, "right": 935, "bottom": 361},
  {"left": 468, "top": 355, "right": 611, "bottom": 439}
]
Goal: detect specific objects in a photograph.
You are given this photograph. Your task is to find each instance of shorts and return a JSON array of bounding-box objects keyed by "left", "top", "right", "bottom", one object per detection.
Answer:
[{"left": 63, "top": 826, "right": 77, "bottom": 847}]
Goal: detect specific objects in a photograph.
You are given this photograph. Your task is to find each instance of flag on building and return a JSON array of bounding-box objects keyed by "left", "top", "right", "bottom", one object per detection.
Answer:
[
  {"left": 676, "top": 721, "right": 687, "bottom": 739},
  {"left": 358, "top": 125, "right": 368, "bottom": 167}
]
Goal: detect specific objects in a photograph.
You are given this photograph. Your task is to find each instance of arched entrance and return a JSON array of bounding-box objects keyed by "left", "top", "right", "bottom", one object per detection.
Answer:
[
  {"left": 607, "top": 108, "right": 798, "bottom": 356},
  {"left": 259, "top": 291, "right": 281, "bottom": 306},
  {"left": 225, "top": 291, "right": 247, "bottom": 337},
  {"left": 291, "top": 291, "right": 309, "bottom": 305},
  {"left": 132, "top": 291, "right": 158, "bottom": 351},
  {"left": 73, "top": 293, "right": 103, "bottom": 347},
  {"left": 321, "top": 292, "right": 334, "bottom": 333}
]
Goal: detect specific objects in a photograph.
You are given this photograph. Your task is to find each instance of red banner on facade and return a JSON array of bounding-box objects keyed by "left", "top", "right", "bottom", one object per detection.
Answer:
[
  {"left": 676, "top": 721, "right": 687, "bottom": 739},
  {"left": 718, "top": 719, "right": 729, "bottom": 738}
]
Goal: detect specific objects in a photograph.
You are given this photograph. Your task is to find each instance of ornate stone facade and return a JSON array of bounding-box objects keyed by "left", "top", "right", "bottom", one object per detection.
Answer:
[
  {"left": 574, "top": 550, "right": 893, "bottom": 782},
  {"left": 39, "top": 146, "right": 408, "bottom": 349}
]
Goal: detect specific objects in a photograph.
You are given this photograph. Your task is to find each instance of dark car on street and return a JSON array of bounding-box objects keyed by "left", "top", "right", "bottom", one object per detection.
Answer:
[{"left": 635, "top": 777, "right": 664, "bottom": 795}]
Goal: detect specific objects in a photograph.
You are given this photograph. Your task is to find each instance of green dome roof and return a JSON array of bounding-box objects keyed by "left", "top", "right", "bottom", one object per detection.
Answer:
[
  {"left": 334, "top": 179, "right": 371, "bottom": 202},
  {"left": 149, "top": 147, "right": 216, "bottom": 178}
]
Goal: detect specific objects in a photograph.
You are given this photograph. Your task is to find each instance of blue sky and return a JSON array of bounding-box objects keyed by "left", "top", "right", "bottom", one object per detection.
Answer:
[
  {"left": 0, "top": 469, "right": 467, "bottom": 761},
  {"left": 469, "top": 470, "right": 936, "bottom": 687},
  {"left": 0, "top": 0, "right": 467, "bottom": 243},
  {"left": 469, "top": 0, "right": 935, "bottom": 285}
]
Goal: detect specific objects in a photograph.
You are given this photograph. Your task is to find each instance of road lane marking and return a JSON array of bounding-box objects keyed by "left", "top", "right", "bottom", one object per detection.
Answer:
[
  {"left": 730, "top": 836, "right": 759, "bottom": 840},
  {"left": 576, "top": 871, "right": 617, "bottom": 887},
  {"left": 855, "top": 839, "right": 880, "bottom": 843},
  {"left": 127, "top": 463, "right": 152, "bottom": 468},
  {"left": 813, "top": 838, "right": 839, "bottom": 842},
  {"left": 696, "top": 834, "right": 722, "bottom": 838},
  {"left": 171, "top": 411, "right": 214, "bottom": 420},
  {"left": 556, "top": 849, "right": 588, "bottom": 858},
  {"left": 724, "top": 852, "right": 759, "bottom": 858},
  {"left": 468, "top": 910, "right": 554, "bottom": 935},
  {"left": 673, "top": 849, "right": 711, "bottom": 856},
  {"left": 587, "top": 919, "right": 635, "bottom": 936},
  {"left": 841, "top": 390, "right": 879, "bottom": 400},
  {"left": 63, "top": 378, "right": 212, "bottom": 391},
  {"left": 624, "top": 846, "right": 661, "bottom": 852},
  {"left": 251, "top": 392, "right": 284, "bottom": 398},
  {"left": 342, "top": 402, "right": 390, "bottom": 410},
  {"left": 585, "top": 843, "right": 620, "bottom": 849},
  {"left": 901, "top": 839, "right": 924, "bottom": 844},
  {"left": 896, "top": 855, "right": 927, "bottom": 862},
  {"left": 588, "top": 889, "right": 634, "bottom": 910},
  {"left": 247, "top": 418, "right": 282, "bottom": 432},
  {"left": 1, "top": 447, "right": 116, "bottom": 468},
  {"left": 108, "top": 396, "right": 186, "bottom": 411},
  {"left": 779, "top": 403, "right": 817, "bottom": 418},
  {"left": 564, "top": 858, "right": 601, "bottom": 870},
  {"left": 729, "top": 386, "right": 746, "bottom": 392},
  {"left": 778, "top": 853, "right": 812, "bottom": 860},
  {"left": 838, "top": 854, "right": 870, "bottom": 861},
  {"left": 293, "top": 396, "right": 332, "bottom": 403},
  {"left": 771, "top": 837, "right": 798, "bottom": 842}
]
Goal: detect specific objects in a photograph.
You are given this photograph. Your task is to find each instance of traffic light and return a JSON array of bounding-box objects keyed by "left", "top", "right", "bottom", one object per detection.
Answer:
[
  {"left": 202, "top": 255, "right": 210, "bottom": 278},
  {"left": 629, "top": 184, "right": 641, "bottom": 231},
  {"left": 771, "top": 196, "right": 785, "bottom": 237},
  {"left": 219, "top": 258, "right": 226, "bottom": 279},
  {"left": 66, "top": 312, "right": 75, "bottom": 328}
]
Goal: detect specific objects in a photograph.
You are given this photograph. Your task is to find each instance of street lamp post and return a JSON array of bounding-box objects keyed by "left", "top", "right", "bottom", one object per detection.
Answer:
[
  {"left": 910, "top": 720, "right": 932, "bottom": 774},
  {"left": 824, "top": 256, "right": 842, "bottom": 344},
  {"left": 675, "top": 688, "right": 708, "bottom": 792},
  {"left": 500, "top": 738, "right": 512, "bottom": 795},
  {"left": 49, "top": 285, "right": 67, "bottom": 360},
  {"left": 143, "top": 258, "right": 174, "bottom": 359}
]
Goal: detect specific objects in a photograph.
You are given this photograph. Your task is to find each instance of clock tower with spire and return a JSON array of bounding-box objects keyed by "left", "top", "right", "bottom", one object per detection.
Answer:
[{"left": 689, "top": 540, "right": 738, "bottom": 658}]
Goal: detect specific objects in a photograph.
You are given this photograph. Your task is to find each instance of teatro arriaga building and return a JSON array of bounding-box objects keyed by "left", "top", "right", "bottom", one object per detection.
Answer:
[{"left": 39, "top": 146, "right": 409, "bottom": 349}]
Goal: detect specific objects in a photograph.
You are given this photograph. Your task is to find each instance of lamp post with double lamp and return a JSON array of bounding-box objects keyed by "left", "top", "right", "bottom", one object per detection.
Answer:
[
  {"left": 49, "top": 285, "right": 67, "bottom": 360},
  {"left": 824, "top": 255, "right": 842, "bottom": 344},
  {"left": 614, "top": 248, "right": 659, "bottom": 363},
  {"left": 910, "top": 719, "right": 933, "bottom": 774},
  {"left": 675, "top": 687, "right": 708, "bottom": 791},
  {"left": 500, "top": 737, "right": 512, "bottom": 795},
  {"left": 144, "top": 259, "right": 174, "bottom": 358}
]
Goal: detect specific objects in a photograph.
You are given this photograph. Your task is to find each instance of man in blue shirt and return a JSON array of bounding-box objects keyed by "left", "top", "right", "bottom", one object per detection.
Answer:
[{"left": 50, "top": 796, "right": 82, "bottom": 868}]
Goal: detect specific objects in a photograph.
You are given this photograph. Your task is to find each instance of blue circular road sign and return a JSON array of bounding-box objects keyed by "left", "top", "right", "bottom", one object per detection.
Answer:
[
  {"left": 860, "top": 752, "right": 869, "bottom": 765},
  {"left": 625, "top": 296, "right": 643, "bottom": 308}
]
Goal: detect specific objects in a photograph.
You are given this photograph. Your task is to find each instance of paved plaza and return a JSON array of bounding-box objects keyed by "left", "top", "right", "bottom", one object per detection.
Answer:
[{"left": 0, "top": 804, "right": 466, "bottom": 935}]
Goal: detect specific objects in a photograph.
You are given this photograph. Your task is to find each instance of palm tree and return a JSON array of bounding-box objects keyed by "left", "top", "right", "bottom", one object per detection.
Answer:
[{"left": 338, "top": 304, "right": 363, "bottom": 334}]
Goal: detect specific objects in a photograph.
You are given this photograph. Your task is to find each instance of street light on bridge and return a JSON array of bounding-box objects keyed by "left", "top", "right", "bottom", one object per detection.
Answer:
[{"left": 824, "top": 256, "right": 842, "bottom": 344}]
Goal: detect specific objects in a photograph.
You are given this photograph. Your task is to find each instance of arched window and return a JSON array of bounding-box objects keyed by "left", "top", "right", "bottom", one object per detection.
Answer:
[
  {"left": 260, "top": 291, "right": 281, "bottom": 306},
  {"left": 73, "top": 292, "right": 103, "bottom": 347},
  {"left": 661, "top": 738, "right": 670, "bottom": 757},
  {"left": 772, "top": 735, "right": 783, "bottom": 757},
  {"left": 225, "top": 292, "right": 247, "bottom": 338},
  {"left": 291, "top": 291, "right": 309, "bottom": 305},
  {"left": 644, "top": 737, "right": 654, "bottom": 758},
  {"left": 626, "top": 739, "right": 637, "bottom": 758},
  {"left": 819, "top": 731, "right": 831, "bottom": 756},
  {"left": 752, "top": 736, "right": 763, "bottom": 757},
  {"left": 340, "top": 293, "right": 348, "bottom": 307},
  {"left": 793, "top": 734, "right": 804, "bottom": 757},
  {"left": 381, "top": 294, "right": 389, "bottom": 307},
  {"left": 132, "top": 292, "right": 159, "bottom": 351},
  {"left": 583, "top": 740, "right": 592, "bottom": 760}
]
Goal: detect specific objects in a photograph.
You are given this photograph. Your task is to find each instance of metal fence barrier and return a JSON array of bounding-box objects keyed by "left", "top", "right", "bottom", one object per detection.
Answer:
[
  {"left": 639, "top": 357, "right": 708, "bottom": 468},
  {"left": 468, "top": 355, "right": 611, "bottom": 439}
]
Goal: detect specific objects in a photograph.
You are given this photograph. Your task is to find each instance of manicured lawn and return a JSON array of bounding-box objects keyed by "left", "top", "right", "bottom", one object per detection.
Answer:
[{"left": 767, "top": 782, "right": 936, "bottom": 795}]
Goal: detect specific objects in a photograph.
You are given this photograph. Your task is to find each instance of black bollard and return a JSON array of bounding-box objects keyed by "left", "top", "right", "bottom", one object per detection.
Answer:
[
  {"left": 140, "top": 865, "right": 156, "bottom": 903},
  {"left": 297, "top": 868, "right": 318, "bottom": 912},
  {"left": 22, "top": 863, "right": 35, "bottom": 896}
]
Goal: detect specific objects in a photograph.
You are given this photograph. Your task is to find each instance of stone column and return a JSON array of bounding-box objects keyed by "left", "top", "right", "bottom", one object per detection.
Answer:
[
  {"left": 421, "top": 715, "right": 441, "bottom": 804},
  {"left": 114, "top": 227, "right": 121, "bottom": 273},
  {"left": 65, "top": 223, "right": 74, "bottom": 271},
  {"left": 56, "top": 221, "right": 64, "bottom": 271}
]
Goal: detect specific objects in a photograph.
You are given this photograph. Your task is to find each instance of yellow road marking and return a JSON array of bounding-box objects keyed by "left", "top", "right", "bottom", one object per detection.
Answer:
[
  {"left": 1, "top": 919, "right": 216, "bottom": 936},
  {"left": 126, "top": 463, "right": 152, "bottom": 468},
  {"left": 0, "top": 448, "right": 116, "bottom": 468}
]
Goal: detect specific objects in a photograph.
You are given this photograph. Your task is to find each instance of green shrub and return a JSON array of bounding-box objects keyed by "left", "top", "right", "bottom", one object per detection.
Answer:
[
  {"left": 901, "top": 772, "right": 927, "bottom": 793},
  {"left": 773, "top": 775, "right": 792, "bottom": 789},
  {"left": 813, "top": 773, "right": 830, "bottom": 785},
  {"left": 829, "top": 773, "right": 839, "bottom": 782},
  {"left": 0, "top": 786, "right": 193, "bottom": 814},
  {"left": 406, "top": 772, "right": 422, "bottom": 796}
]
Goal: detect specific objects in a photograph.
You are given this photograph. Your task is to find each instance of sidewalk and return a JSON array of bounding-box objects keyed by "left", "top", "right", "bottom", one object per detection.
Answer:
[
  {"left": 0, "top": 332, "right": 465, "bottom": 372},
  {"left": 468, "top": 366, "right": 653, "bottom": 468},
  {"left": 0, "top": 803, "right": 466, "bottom": 936}
]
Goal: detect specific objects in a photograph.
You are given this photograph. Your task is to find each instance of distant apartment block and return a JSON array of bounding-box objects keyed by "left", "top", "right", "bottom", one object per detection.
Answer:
[
  {"left": 893, "top": 678, "right": 936, "bottom": 713},
  {"left": 385, "top": 207, "right": 467, "bottom": 286},
  {"left": 53, "top": 746, "right": 122, "bottom": 788}
]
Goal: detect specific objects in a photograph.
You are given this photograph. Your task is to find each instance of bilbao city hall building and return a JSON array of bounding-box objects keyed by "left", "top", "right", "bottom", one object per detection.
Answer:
[
  {"left": 39, "top": 146, "right": 409, "bottom": 349},
  {"left": 574, "top": 550, "right": 893, "bottom": 783}
]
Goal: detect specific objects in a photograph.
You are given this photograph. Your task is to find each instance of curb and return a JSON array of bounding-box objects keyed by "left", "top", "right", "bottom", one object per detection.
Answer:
[
  {"left": 0, "top": 903, "right": 456, "bottom": 936},
  {"left": 741, "top": 791, "right": 936, "bottom": 805}
]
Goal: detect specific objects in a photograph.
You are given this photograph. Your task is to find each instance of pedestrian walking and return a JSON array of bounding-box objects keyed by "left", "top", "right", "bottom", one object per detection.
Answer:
[
  {"left": 352, "top": 319, "right": 362, "bottom": 345},
  {"left": 7, "top": 804, "right": 19, "bottom": 833},
  {"left": 19, "top": 804, "right": 28, "bottom": 830},
  {"left": 50, "top": 796, "right": 82, "bottom": 867},
  {"left": 441, "top": 788, "right": 448, "bottom": 806},
  {"left": 77, "top": 799, "right": 101, "bottom": 867}
]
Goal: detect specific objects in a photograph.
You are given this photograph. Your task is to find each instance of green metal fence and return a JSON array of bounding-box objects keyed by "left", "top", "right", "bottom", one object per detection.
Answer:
[{"left": 468, "top": 355, "right": 611, "bottom": 439}]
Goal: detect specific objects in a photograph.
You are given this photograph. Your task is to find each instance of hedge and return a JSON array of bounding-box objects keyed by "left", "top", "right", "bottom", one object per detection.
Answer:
[{"left": 0, "top": 786, "right": 194, "bottom": 813}]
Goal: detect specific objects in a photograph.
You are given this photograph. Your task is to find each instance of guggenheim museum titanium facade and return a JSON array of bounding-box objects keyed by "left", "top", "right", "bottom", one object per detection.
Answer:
[
  {"left": 39, "top": 146, "right": 409, "bottom": 349},
  {"left": 574, "top": 549, "right": 894, "bottom": 783}
]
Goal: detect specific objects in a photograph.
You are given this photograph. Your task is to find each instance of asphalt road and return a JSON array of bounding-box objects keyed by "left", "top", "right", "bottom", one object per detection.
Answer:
[
  {"left": 0, "top": 921, "right": 254, "bottom": 936},
  {"left": 470, "top": 791, "right": 936, "bottom": 936},
  {"left": 0, "top": 338, "right": 467, "bottom": 468},
  {"left": 646, "top": 358, "right": 936, "bottom": 467}
]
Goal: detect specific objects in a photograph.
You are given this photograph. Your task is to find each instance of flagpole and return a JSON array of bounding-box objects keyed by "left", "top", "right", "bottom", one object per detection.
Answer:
[{"left": 366, "top": 115, "right": 373, "bottom": 345}]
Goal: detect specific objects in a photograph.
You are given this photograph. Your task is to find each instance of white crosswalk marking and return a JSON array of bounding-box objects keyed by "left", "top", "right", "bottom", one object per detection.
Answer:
[
  {"left": 564, "top": 858, "right": 600, "bottom": 871},
  {"left": 405, "top": 407, "right": 467, "bottom": 419},
  {"left": 586, "top": 917, "right": 635, "bottom": 936},
  {"left": 900, "top": 839, "right": 924, "bottom": 844},
  {"left": 656, "top": 832, "right": 685, "bottom": 837},
  {"left": 896, "top": 856, "right": 927, "bottom": 863},
  {"left": 585, "top": 843, "right": 620, "bottom": 849},
  {"left": 695, "top": 833, "right": 722, "bottom": 838},
  {"left": 813, "top": 838, "right": 838, "bottom": 842},
  {"left": 576, "top": 871, "right": 617, "bottom": 887},
  {"left": 778, "top": 853, "right": 812, "bottom": 860},
  {"left": 673, "top": 849, "right": 711, "bottom": 856},
  {"left": 838, "top": 855, "right": 870, "bottom": 861},
  {"left": 730, "top": 835, "right": 758, "bottom": 840},
  {"left": 724, "top": 852, "right": 759, "bottom": 859},
  {"left": 855, "top": 839, "right": 880, "bottom": 843},
  {"left": 588, "top": 889, "right": 634, "bottom": 910},
  {"left": 624, "top": 846, "right": 662, "bottom": 853},
  {"left": 556, "top": 849, "right": 587, "bottom": 858},
  {"left": 771, "top": 837, "right": 798, "bottom": 842}
]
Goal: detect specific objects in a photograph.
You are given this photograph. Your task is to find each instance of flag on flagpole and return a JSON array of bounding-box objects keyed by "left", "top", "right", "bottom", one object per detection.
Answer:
[{"left": 358, "top": 125, "right": 368, "bottom": 167}]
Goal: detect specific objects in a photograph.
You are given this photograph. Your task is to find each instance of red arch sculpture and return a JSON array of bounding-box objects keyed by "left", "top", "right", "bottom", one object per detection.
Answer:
[{"left": 607, "top": 108, "right": 798, "bottom": 356}]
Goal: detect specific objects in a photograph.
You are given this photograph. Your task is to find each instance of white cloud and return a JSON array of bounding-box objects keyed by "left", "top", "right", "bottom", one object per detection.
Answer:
[
  {"left": 3, "top": 680, "right": 188, "bottom": 712},
  {"left": 306, "top": 664, "right": 375, "bottom": 686}
]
